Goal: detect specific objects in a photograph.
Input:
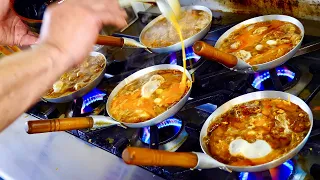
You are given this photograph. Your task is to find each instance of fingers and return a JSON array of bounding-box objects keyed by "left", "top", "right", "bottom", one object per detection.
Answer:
[{"left": 19, "top": 32, "right": 39, "bottom": 46}]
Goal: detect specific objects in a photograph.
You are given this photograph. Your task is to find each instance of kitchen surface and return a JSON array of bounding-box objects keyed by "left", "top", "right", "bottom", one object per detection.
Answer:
[{"left": 1, "top": 1, "right": 320, "bottom": 180}]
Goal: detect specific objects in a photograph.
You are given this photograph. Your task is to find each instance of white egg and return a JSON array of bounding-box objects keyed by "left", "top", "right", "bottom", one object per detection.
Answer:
[
  {"left": 53, "top": 81, "right": 64, "bottom": 93},
  {"left": 230, "top": 41, "right": 241, "bottom": 49},
  {"left": 255, "top": 44, "right": 263, "bottom": 51},
  {"left": 266, "top": 40, "right": 277, "bottom": 46},
  {"left": 141, "top": 80, "right": 161, "bottom": 98},
  {"left": 149, "top": 75, "right": 165, "bottom": 83},
  {"left": 229, "top": 139, "right": 272, "bottom": 159},
  {"left": 232, "top": 50, "right": 252, "bottom": 62},
  {"left": 141, "top": 75, "right": 165, "bottom": 98},
  {"left": 253, "top": 27, "right": 268, "bottom": 35}
]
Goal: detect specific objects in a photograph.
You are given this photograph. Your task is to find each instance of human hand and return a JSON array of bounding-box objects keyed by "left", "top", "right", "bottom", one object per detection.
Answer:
[
  {"left": 0, "top": 0, "right": 38, "bottom": 46},
  {"left": 39, "top": 0, "right": 127, "bottom": 67}
]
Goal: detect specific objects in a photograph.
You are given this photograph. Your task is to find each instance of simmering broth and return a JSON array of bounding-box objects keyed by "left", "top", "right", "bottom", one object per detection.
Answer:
[
  {"left": 218, "top": 20, "right": 302, "bottom": 65},
  {"left": 141, "top": 9, "right": 211, "bottom": 48},
  {"left": 44, "top": 55, "right": 105, "bottom": 98},
  {"left": 109, "top": 70, "right": 191, "bottom": 123},
  {"left": 205, "top": 98, "right": 310, "bottom": 166}
]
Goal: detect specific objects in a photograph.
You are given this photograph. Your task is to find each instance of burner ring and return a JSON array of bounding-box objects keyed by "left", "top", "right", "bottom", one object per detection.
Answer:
[
  {"left": 249, "top": 64, "right": 301, "bottom": 91},
  {"left": 139, "top": 115, "right": 185, "bottom": 146}
]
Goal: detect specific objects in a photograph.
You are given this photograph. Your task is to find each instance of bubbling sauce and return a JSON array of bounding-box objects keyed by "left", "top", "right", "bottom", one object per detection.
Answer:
[
  {"left": 109, "top": 70, "right": 191, "bottom": 123},
  {"left": 205, "top": 98, "right": 310, "bottom": 166},
  {"left": 218, "top": 20, "right": 302, "bottom": 65}
]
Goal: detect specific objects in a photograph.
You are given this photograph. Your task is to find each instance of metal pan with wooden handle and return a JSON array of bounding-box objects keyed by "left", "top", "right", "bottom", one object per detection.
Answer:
[
  {"left": 121, "top": 91, "right": 313, "bottom": 172},
  {"left": 95, "top": 5, "right": 212, "bottom": 54},
  {"left": 26, "top": 64, "right": 195, "bottom": 134},
  {"left": 25, "top": 116, "right": 122, "bottom": 134},
  {"left": 41, "top": 52, "right": 107, "bottom": 103},
  {"left": 193, "top": 15, "right": 305, "bottom": 73},
  {"left": 96, "top": 36, "right": 152, "bottom": 53}
]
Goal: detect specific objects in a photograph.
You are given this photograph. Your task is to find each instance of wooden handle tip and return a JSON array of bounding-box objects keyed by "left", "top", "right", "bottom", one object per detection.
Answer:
[
  {"left": 122, "top": 147, "right": 134, "bottom": 164},
  {"left": 193, "top": 41, "right": 205, "bottom": 54},
  {"left": 25, "top": 121, "right": 32, "bottom": 134}
]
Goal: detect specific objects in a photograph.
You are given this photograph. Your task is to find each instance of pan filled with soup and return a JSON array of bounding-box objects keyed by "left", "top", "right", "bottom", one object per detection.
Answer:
[
  {"left": 105, "top": 64, "right": 192, "bottom": 128},
  {"left": 121, "top": 91, "right": 313, "bottom": 172},
  {"left": 108, "top": 69, "right": 191, "bottom": 124},
  {"left": 192, "top": 15, "right": 304, "bottom": 73},
  {"left": 26, "top": 64, "right": 194, "bottom": 134},
  {"left": 94, "top": 5, "right": 212, "bottom": 54},
  {"left": 42, "top": 52, "right": 107, "bottom": 103},
  {"left": 140, "top": 6, "right": 211, "bottom": 49},
  {"left": 138, "top": 5, "right": 212, "bottom": 53}
]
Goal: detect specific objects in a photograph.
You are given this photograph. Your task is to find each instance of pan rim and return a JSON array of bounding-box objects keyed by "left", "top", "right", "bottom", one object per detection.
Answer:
[
  {"left": 139, "top": 5, "right": 213, "bottom": 51},
  {"left": 199, "top": 90, "right": 313, "bottom": 172},
  {"left": 214, "top": 14, "right": 305, "bottom": 70},
  {"left": 42, "top": 52, "right": 107, "bottom": 103},
  {"left": 106, "top": 64, "right": 193, "bottom": 128}
]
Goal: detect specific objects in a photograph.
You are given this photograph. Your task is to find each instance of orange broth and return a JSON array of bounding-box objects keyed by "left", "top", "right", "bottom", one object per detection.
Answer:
[
  {"left": 109, "top": 70, "right": 191, "bottom": 123},
  {"left": 205, "top": 98, "right": 310, "bottom": 166},
  {"left": 218, "top": 20, "right": 302, "bottom": 65}
]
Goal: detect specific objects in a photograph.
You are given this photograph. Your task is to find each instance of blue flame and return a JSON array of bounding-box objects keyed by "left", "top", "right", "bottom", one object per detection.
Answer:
[
  {"left": 239, "top": 160, "right": 294, "bottom": 180},
  {"left": 169, "top": 46, "right": 201, "bottom": 65},
  {"left": 81, "top": 88, "right": 106, "bottom": 114},
  {"left": 252, "top": 66, "right": 295, "bottom": 90},
  {"left": 141, "top": 117, "right": 182, "bottom": 144}
]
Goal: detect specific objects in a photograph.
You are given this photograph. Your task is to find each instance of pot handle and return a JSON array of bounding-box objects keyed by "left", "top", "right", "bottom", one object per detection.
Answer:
[
  {"left": 122, "top": 147, "right": 198, "bottom": 168},
  {"left": 96, "top": 35, "right": 124, "bottom": 47},
  {"left": 25, "top": 117, "right": 94, "bottom": 134},
  {"left": 192, "top": 41, "right": 238, "bottom": 68}
]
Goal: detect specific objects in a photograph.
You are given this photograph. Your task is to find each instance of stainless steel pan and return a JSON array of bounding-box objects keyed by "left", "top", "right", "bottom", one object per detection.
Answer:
[
  {"left": 26, "top": 64, "right": 194, "bottom": 134},
  {"left": 41, "top": 52, "right": 107, "bottom": 103},
  {"left": 96, "top": 5, "right": 212, "bottom": 54},
  {"left": 121, "top": 91, "right": 313, "bottom": 172},
  {"left": 193, "top": 15, "right": 304, "bottom": 73}
]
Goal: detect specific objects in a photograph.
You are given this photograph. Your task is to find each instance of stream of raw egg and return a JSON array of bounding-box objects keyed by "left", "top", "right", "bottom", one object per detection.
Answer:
[{"left": 165, "top": 0, "right": 188, "bottom": 91}]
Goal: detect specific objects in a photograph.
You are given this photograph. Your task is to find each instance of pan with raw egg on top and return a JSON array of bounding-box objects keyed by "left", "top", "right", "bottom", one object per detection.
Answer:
[
  {"left": 95, "top": 5, "right": 212, "bottom": 54},
  {"left": 192, "top": 15, "right": 306, "bottom": 73},
  {"left": 25, "top": 64, "right": 196, "bottom": 134},
  {"left": 121, "top": 91, "right": 313, "bottom": 172}
]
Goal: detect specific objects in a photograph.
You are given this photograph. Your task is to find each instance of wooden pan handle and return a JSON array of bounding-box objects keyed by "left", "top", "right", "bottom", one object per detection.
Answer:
[
  {"left": 193, "top": 41, "right": 238, "bottom": 68},
  {"left": 96, "top": 36, "right": 124, "bottom": 47},
  {"left": 122, "top": 147, "right": 198, "bottom": 168},
  {"left": 25, "top": 117, "right": 94, "bottom": 134}
]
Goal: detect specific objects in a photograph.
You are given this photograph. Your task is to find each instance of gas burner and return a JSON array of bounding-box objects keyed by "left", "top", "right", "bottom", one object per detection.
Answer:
[
  {"left": 71, "top": 88, "right": 107, "bottom": 117},
  {"left": 167, "top": 46, "right": 202, "bottom": 69},
  {"left": 139, "top": 116, "right": 188, "bottom": 151},
  {"left": 250, "top": 65, "right": 300, "bottom": 91},
  {"left": 238, "top": 160, "right": 295, "bottom": 180}
]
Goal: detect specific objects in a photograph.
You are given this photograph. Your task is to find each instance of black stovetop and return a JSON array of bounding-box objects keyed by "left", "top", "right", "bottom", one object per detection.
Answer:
[{"left": 27, "top": 12, "right": 320, "bottom": 180}]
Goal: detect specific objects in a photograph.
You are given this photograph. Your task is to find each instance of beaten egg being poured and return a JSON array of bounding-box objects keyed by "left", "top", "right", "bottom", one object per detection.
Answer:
[{"left": 158, "top": 0, "right": 190, "bottom": 91}]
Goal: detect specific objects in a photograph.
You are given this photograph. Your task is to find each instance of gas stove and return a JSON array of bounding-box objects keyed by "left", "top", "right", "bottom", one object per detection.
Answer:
[{"left": 26, "top": 11, "right": 320, "bottom": 180}]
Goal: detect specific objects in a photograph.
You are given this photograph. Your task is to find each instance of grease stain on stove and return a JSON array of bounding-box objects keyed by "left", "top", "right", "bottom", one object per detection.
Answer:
[{"left": 105, "top": 138, "right": 115, "bottom": 144}]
